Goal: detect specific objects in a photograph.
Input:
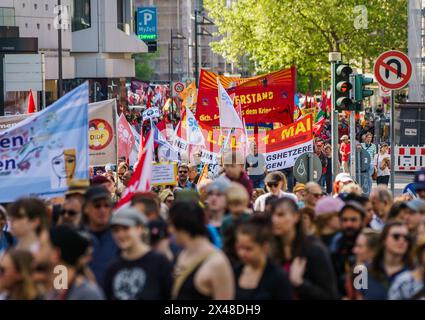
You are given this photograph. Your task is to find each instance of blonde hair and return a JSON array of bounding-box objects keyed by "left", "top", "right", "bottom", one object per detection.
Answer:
[
  {"left": 6, "top": 249, "right": 40, "bottom": 300},
  {"left": 226, "top": 182, "right": 250, "bottom": 206},
  {"left": 341, "top": 183, "right": 363, "bottom": 195}
]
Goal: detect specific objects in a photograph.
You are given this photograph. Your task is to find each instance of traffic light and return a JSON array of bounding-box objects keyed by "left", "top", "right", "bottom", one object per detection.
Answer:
[
  {"left": 353, "top": 74, "right": 374, "bottom": 101},
  {"left": 334, "top": 63, "right": 354, "bottom": 111}
]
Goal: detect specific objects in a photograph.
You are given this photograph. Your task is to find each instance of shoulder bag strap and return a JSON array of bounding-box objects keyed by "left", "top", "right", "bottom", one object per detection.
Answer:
[{"left": 171, "top": 252, "right": 213, "bottom": 299}]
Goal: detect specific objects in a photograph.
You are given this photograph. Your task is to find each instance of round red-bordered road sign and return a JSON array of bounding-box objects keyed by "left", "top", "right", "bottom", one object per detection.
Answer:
[{"left": 374, "top": 50, "right": 412, "bottom": 90}]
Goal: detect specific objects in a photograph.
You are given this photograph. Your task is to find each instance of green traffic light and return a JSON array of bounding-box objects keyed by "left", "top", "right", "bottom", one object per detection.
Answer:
[{"left": 354, "top": 75, "right": 374, "bottom": 101}]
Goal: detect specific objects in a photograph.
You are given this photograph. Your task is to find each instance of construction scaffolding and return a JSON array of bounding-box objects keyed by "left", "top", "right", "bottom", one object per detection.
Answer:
[{"left": 408, "top": 0, "right": 425, "bottom": 102}]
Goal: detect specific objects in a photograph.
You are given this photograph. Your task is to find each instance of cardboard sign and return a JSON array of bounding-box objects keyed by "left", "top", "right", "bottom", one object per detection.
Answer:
[{"left": 151, "top": 162, "right": 177, "bottom": 186}]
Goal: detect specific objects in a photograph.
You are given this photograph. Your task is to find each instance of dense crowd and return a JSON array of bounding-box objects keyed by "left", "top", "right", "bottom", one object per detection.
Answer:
[{"left": 0, "top": 145, "right": 424, "bottom": 300}]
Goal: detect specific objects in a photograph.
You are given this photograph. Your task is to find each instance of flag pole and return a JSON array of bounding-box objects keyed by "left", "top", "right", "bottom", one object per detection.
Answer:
[{"left": 114, "top": 100, "right": 120, "bottom": 189}]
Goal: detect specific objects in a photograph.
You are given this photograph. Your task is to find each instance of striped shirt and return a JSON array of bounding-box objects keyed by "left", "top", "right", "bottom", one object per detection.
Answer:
[{"left": 361, "top": 143, "right": 377, "bottom": 162}]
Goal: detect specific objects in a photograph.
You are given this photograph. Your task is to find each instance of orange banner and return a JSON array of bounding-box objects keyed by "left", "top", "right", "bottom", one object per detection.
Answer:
[{"left": 196, "top": 67, "right": 296, "bottom": 126}]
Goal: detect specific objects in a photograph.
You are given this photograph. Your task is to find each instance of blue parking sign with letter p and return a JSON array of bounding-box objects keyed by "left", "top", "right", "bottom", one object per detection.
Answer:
[{"left": 137, "top": 7, "right": 157, "bottom": 41}]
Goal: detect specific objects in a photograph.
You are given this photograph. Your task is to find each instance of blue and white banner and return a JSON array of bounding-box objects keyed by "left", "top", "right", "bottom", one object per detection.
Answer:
[{"left": 0, "top": 83, "right": 89, "bottom": 202}]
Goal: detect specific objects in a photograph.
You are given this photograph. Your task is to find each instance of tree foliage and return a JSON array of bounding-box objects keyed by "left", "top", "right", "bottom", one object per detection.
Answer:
[{"left": 204, "top": 0, "right": 407, "bottom": 92}]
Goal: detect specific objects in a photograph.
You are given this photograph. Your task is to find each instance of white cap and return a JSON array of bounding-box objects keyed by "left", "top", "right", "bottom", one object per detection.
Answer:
[{"left": 335, "top": 173, "right": 353, "bottom": 183}]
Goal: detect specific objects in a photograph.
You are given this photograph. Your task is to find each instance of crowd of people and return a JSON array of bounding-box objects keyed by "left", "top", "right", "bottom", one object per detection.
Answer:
[{"left": 0, "top": 144, "right": 424, "bottom": 300}]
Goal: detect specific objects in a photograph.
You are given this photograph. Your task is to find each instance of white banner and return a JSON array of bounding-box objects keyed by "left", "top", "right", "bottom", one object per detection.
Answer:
[
  {"left": 264, "top": 140, "right": 314, "bottom": 171},
  {"left": 142, "top": 107, "right": 160, "bottom": 121}
]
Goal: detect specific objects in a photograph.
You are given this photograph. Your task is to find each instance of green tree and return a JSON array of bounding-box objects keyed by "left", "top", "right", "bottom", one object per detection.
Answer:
[
  {"left": 133, "top": 50, "right": 160, "bottom": 81},
  {"left": 204, "top": 0, "right": 407, "bottom": 92}
]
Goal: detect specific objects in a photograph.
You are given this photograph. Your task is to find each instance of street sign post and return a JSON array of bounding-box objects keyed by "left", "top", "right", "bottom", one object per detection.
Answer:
[
  {"left": 293, "top": 153, "right": 322, "bottom": 184},
  {"left": 374, "top": 51, "right": 412, "bottom": 195}
]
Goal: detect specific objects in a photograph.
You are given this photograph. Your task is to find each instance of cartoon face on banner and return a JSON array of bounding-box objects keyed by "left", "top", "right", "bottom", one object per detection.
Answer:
[
  {"left": 88, "top": 119, "right": 113, "bottom": 151},
  {"left": 50, "top": 149, "right": 76, "bottom": 188}
]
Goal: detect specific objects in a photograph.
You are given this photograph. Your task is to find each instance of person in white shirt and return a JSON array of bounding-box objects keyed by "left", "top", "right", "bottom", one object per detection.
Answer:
[
  {"left": 254, "top": 172, "right": 297, "bottom": 212},
  {"left": 374, "top": 142, "right": 391, "bottom": 187}
]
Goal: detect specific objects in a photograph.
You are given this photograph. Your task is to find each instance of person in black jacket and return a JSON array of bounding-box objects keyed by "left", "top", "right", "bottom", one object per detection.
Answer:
[
  {"left": 270, "top": 197, "right": 338, "bottom": 300},
  {"left": 234, "top": 215, "right": 292, "bottom": 300},
  {"left": 329, "top": 201, "right": 366, "bottom": 298}
]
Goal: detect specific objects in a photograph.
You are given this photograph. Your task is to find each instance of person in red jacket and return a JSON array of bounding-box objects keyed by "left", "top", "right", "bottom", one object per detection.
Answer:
[{"left": 340, "top": 135, "right": 351, "bottom": 173}]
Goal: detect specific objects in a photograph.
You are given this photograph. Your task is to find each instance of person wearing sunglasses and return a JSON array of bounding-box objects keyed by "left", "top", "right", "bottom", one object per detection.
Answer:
[
  {"left": 254, "top": 172, "right": 297, "bottom": 212},
  {"left": 360, "top": 221, "right": 413, "bottom": 300},
  {"left": 303, "top": 182, "right": 323, "bottom": 210},
  {"left": 82, "top": 186, "right": 119, "bottom": 286},
  {"left": 330, "top": 201, "right": 366, "bottom": 298},
  {"left": 177, "top": 163, "right": 196, "bottom": 190}
]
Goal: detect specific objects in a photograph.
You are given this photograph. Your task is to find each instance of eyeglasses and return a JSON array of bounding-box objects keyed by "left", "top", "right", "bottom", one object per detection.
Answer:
[
  {"left": 390, "top": 233, "right": 409, "bottom": 242},
  {"left": 310, "top": 192, "right": 323, "bottom": 198},
  {"left": 60, "top": 209, "right": 78, "bottom": 217},
  {"left": 93, "top": 202, "right": 111, "bottom": 209},
  {"left": 178, "top": 171, "right": 188, "bottom": 174},
  {"left": 342, "top": 217, "right": 360, "bottom": 223},
  {"left": 267, "top": 182, "right": 279, "bottom": 188}
]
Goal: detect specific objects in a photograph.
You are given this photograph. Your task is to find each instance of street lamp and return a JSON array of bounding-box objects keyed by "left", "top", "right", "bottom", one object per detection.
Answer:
[
  {"left": 193, "top": 9, "right": 214, "bottom": 85},
  {"left": 169, "top": 30, "right": 186, "bottom": 119}
]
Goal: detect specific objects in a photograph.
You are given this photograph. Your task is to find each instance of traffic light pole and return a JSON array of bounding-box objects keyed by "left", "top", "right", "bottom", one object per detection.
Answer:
[
  {"left": 330, "top": 54, "right": 341, "bottom": 183},
  {"left": 350, "top": 110, "right": 357, "bottom": 179}
]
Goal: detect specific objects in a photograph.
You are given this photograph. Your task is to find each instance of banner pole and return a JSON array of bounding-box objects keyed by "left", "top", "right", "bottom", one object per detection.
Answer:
[{"left": 113, "top": 100, "right": 119, "bottom": 188}]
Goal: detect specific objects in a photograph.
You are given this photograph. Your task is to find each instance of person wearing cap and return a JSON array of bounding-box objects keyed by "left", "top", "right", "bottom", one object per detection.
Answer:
[
  {"left": 222, "top": 151, "right": 253, "bottom": 198},
  {"left": 83, "top": 186, "right": 119, "bottom": 286},
  {"left": 374, "top": 142, "right": 391, "bottom": 187},
  {"left": 91, "top": 175, "right": 119, "bottom": 203},
  {"left": 58, "top": 180, "right": 90, "bottom": 228},
  {"left": 414, "top": 168, "right": 425, "bottom": 200},
  {"left": 103, "top": 208, "right": 173, "bottom": 300},
  {"left": 314, "top": 197, "right": 344, "bottom": 248},
  {"left": 245, "top": 141, "right": 267, "bottom": 189},
  {"left": 333, "top": 172, "right": 354, "bottom": 195},
  {"left": 47, "top": 225, "right": 104, "bottom": 300},
  {"left": 177, "top": 163, "right": 196, "bottom": 190},
  {"left": 203, "top": 179, "right": 229, "bottom": 236},
  {"left": 339, "top": 135, "right": 351, "bottom": 173},
  {"left": 403, "top": 199, "right": 425, "bottom": 234},
  {"left": 329, "top": 201, "right": 366, "bottom": 298},
  {"left": 370, "top": 186, "right": 393, "bottom": 231},
  {"left": 293, "top": 183, "right": 305, "bottom": 202},
  {"left": 389, "top": 235, "right": 425, "bottom": 300},
  {"left": 254, "top": 172, "right": 297, "bottom": 212}
]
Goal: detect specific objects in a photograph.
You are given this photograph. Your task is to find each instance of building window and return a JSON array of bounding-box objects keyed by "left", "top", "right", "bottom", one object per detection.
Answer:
[
  {"left": 22, "top": 3, "right": 25, "bottom": 8},
  {"left": 25, "top": 23, "right": 28, "bottom": 28},
  {"left": 72, "top": 0, "right": 91, "bottom": 31},
  {"left": 37, "top": 23, "right": 40, "bottom": 29},
  {"left": 117, "top": 0, "right": 124, "bottom": 31},
  {"left": 45, "top": 4, "right": 48, "bottom": 11},
  {"left": 34, "top": 3, "right": 37, "bottom": 10},
  {"left": 0, "top": 7, "right": 16, "bottom": 27},
  {"left": 48, "top": 23, "right": 51, "bottom": 30}
]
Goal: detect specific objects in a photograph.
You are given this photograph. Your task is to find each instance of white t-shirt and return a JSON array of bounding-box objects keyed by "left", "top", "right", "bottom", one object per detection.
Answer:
[
  {"left": 374, "top": 153, "right": 390, "bottom": 176},
  {"left": 254, "top": 190, "right": 298, "bottom": 212}
]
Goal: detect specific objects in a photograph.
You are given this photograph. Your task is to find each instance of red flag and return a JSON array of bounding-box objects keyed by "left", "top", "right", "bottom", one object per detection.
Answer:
[
  {"left": 117, "top": 113, "right": 135, "bottom": 161},
  {"left": 27, "top": 90, "right": 36, "bottom": 113},
  {"left": 116, "top": 132, "right": 154, "bottom": 209}
]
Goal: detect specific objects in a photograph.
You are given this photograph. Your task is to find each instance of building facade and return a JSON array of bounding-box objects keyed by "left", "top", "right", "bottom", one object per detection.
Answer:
[
  {"left": 0, "top": 0, "right": 147, "bottom": 114},
  {"left": 134, "top": 0, "right": 233, "bottom": 83}
]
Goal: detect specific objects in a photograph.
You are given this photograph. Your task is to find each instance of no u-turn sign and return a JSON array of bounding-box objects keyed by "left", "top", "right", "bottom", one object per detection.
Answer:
[{"left": 374, "top": 50, "right": 412, "bottom": 90}]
